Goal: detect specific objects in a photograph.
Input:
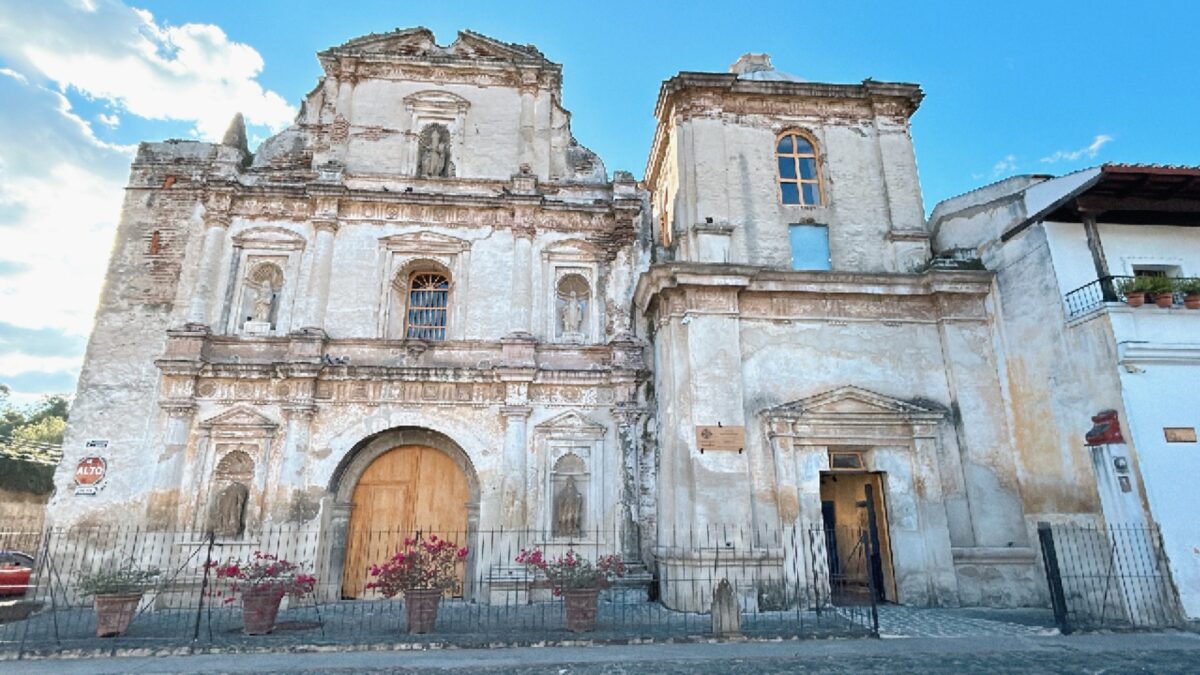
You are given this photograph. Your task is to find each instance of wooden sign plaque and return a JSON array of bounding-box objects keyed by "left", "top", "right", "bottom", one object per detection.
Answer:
[
  {"left": 695, "top": 425, "right": 745, "bottom": 453},
  {"left": 1164, "top": 427, "right": 1197, "bottom": 443}
]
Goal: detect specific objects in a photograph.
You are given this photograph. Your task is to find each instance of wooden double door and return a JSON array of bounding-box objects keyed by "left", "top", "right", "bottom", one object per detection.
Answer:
[{"left": 342, "top": 445, "right": 470, "bottom": 598}]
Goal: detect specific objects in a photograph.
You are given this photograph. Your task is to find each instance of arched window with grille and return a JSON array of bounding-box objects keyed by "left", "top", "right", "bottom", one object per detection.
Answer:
[
  {"left": 404, "top": 271, "right": 450, "bottom": 340},
  {"left": 777, "top": 131, "right": 824, "bottom": 206}
]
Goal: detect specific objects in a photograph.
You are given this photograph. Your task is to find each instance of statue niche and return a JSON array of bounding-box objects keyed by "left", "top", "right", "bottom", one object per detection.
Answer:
[
  {"left": 240, "top": 262, "right": 284, "bottom": 335},
  {"left": 207, "top": 449, "right": 254, "bottom": 538},
  {"left": 555, "top": 273, "right": 590, "bottom": 344},
  {"left": 417, "top": 123, "right": 453, "bottom": 178},
  {"left": 551, "top": 453, "right": 587, "bottom": 538},
  {"left": 209, "top": 482, "right": 249, "bottom": 539}
]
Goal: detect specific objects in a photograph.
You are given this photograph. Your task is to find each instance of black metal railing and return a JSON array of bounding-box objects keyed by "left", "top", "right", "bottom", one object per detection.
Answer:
[
  {"left": 1037, "top": 522, "right": 1180, "bottom": 632},
  {"left": 1064, "top": 276, "right": 1200, "bottom": 318},
  {"left": 0, "top": 523, "right": 877, "bottom": 656}
]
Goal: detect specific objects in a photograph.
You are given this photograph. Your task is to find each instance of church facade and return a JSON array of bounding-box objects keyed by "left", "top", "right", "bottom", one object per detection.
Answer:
[{"left": 52, "top": 28, "right": 1048, "bottom": 609}]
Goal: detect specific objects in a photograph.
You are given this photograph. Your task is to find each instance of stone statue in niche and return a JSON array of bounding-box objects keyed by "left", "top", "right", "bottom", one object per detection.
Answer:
[
  {"left": 553, "top": 475, "right": 584, "bottom": 538},
  {"left": 560, "top": 291, "right": 584, "bottom": 334},
  {"left": 418, "top": 124, "right": 450, "bottom": 177},
  {"left": 209, "top": 482, "right": 249, "bottom": 538},
  {"left": 251, "top": 281, "right": 274, "bottom": 323}
]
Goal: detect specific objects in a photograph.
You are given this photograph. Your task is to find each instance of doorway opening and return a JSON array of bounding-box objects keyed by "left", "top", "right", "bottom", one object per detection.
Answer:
[
  {"left": 341, "top": 444, "right": 470, "bottom": 598},
  {"left": 819, "top": 470, "right": 897, "bottom": 603}
]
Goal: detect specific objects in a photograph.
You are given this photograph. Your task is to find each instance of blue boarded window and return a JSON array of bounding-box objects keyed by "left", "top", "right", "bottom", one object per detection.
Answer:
[
  {"left": 789, "top": 224, "right": 831, "bottom": 271},
  {"left": 405, "top": 272, "right": 450, "bottom": 340}
]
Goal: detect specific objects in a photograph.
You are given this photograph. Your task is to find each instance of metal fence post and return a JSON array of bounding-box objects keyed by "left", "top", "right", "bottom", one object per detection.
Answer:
[{"left": 1037, "top": 522, "right": 1072, "bottom": 634}]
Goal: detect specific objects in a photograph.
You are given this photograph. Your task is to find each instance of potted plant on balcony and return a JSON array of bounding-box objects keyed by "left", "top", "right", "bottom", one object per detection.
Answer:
[
  {"left": 78, "top": 562, "right": 160, "bottom": 637},
  {"left": 1177, "top": 278, "right": 1200, "bottom": 309},
  {"left": 209, "top": 552, "right": 316, "bottom": 635},
  {"left": 515, "top": 547, "right": 625, "bottom": 633},
  {"left": 366, "top": 534, "right": 468, "bottom": 634},
  {"left": 1116, "top": 276, "right": 1157, "bottom": 307},
  {"left": 1148, "top": 276, "right": 1176, "bottom": 308}
]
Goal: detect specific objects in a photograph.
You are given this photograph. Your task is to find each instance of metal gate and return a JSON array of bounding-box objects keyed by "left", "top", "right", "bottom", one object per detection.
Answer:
[{"left": 1038, "top": 521, "right": 1180, "bottom": 632}]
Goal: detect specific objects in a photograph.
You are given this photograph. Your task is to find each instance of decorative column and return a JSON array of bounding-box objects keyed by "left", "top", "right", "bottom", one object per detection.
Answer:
[
  {"left": 302, "top": 219, "right": 339, "bottom": 331},
  {"left": 186, "top": 201, "right": 232, "bottom": 326},
  {"left": 614, "top": 405, "right": 646, "bottom": 563},
  {"left": 500, "top": 403, "right": 532, "bottom": 528},
  {"left": 517, "top": 71, "right": 538, "bottom": 171},
  {"left": 510, "top": 224, "right": 535, "bottom": 334},
  {"left": 498, "top": 335, "right": 536, "bottom": 529},
  {"left": 273, "top": 403, "right": 317, "bottom": 521},
  {"left": 152, "top": 398, "right": 197, "bottom": 529}
]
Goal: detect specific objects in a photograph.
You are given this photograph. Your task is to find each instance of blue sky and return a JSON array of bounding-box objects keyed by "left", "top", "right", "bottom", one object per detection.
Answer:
[{"left": 0, "top": 0, "right": 1197, "bottom": 402}]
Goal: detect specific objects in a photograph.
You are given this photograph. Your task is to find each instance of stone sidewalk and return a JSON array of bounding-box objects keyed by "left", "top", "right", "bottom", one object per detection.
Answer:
[
  {"left": 0, "top": 603, "right": 1063, "bottom": 660},
  {"left": 875, "top": 605, "right": 1059, "bottom": 638},
  {"left": 7, "top": 631, "right": 1200, "bottom": 674}
]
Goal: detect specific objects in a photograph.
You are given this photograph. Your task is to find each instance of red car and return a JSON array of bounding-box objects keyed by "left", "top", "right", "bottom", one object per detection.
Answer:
[{"left": 0, "top": 551, "right": 34, "bottom": 597}]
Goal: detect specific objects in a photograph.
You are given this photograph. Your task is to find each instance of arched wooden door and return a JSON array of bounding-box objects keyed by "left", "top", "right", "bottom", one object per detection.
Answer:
[{"left": 341, "top": 445, "right": 469, "bottom": 598}]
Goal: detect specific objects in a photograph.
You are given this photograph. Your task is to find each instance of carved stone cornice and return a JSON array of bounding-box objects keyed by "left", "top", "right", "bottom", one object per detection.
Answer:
[
  {"left": 159, "top": 399, "right": 197, "bottom": 417},
  {"left": 635, "top": 263, "right": 993, "bottom": 323},
  {"left": 312, "top": 219, "right": 340, "bottom": 234}
]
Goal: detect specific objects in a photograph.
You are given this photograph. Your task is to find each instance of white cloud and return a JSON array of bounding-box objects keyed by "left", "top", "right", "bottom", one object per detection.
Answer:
[
  {"left": 0, "top": 1, "right": 295, "bottom": 398},
  {"left": 0, "top": 77, "right": 124, "bottom": 398},
  {"left": 1040, "top": 135, "right": 1114, "bottom": 164},
  {"left": 991, "top": 154, "right": 1018, "bottom": 178},
  {"left": 0, "top": 0, "right": 295, "bottom": 140}
]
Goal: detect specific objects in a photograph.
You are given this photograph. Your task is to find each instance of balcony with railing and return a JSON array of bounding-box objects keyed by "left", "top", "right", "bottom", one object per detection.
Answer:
[{"left": 1064, "top": 276, "right": 1200, "bottom": 319}]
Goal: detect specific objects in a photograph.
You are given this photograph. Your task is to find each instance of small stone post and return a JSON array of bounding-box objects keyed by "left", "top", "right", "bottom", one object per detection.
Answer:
[{"left": 711, "top": 578, "right": 741, "bottom": 637}]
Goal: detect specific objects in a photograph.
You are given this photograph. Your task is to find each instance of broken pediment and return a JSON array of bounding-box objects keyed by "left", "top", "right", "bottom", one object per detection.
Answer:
[
  {"left": 379, "top": 231, "right": 471, "bottom": 254},
  {"left": 232, "top": 226, "right": 307, "bottom": 250},
  {"left": 764, "top": 385, "right": 946, "bottom": 422},
  {"left": 542, "top": 238, "right": 602, "bottom": 261},
  {"left": 198, "top": 405, "right": 279, "bottom": 431},
  {"left": 328, "top": 28, "right": 548, "bottom": 64},
  {"left": 404, "top": 90, "right": 471, "bottom": 116},
  {"left": 535, "top": 410, "right": 606, "bottom": 438}
]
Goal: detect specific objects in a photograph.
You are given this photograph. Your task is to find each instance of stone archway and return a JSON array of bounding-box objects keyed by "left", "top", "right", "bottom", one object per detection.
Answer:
[{"left": 327, "top": 427, "right": 481, "bottom": 599}]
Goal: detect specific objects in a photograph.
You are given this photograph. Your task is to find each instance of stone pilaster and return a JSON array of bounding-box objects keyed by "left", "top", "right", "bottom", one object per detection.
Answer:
[
  {"left": 185, "top": 202, "right": 231, "bottom": 326},
  {"left": 302, "top": 218, "right": 339, "bottom": 330}
]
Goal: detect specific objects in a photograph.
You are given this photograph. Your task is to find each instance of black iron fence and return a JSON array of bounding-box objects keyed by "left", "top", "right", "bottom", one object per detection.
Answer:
[
  {"left": 0, "top": 523, "right": 877, "bottom": 656},
  {"left": 1064, "top": 275, "right": 1200, "bottom": 318},
  {"left": 1037, "top": 522, "right": 1180, "bottom": 632}
]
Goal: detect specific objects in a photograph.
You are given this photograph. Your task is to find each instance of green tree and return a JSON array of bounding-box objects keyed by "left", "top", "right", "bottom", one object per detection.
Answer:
[{"left": 0, "top": 387, "right": 70, "bottom": 449}]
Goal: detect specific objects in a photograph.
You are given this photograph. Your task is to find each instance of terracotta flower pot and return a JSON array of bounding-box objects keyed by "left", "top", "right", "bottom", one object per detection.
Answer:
[
  {"left": 1185, "top": 293, "right": 1200, "bottom": 310},
  {"left": 1154, "top": 292, "right": 1174, "bottom": 308},
  {"left": 563, "top": 587, "right": 601, "bottom": 633},
  {"left": 1125, "top": 292, "right": 1146, "bottom": 307},
  {"left": 241, "top": 587, "right": 285, "bottom": 635},
  {"left": 404, "top": 588, "right": 442, "bottom": 634},
  {"left": 94, "top": 592, "right": 141, "bottom": 637}
]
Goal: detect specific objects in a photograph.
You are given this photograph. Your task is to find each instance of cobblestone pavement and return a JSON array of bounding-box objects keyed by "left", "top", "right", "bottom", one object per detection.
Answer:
[{"left": 8, "top": 632, "right": 1200, "bottom": 674}]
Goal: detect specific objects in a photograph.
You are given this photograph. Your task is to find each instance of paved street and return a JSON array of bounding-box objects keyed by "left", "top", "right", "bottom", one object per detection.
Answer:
[{"left": 5, "top": 632, "right": 1200, "bottom": 674}]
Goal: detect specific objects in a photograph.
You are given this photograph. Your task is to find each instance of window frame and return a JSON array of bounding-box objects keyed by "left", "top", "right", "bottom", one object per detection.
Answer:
[
  {"left": 776, "top": 130, "right": 825, "bottom": 207},
  {"left": 403, "top": 270, "right": 451, "bottom": 341}
]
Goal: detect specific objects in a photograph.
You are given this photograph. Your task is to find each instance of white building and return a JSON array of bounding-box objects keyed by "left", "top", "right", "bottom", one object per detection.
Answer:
[
  {"left": 49, "top": 28, "right": 1146, "bottom": 612},
  {"left": 932, "top": 164, "right": 1200, "bottom": 620}
]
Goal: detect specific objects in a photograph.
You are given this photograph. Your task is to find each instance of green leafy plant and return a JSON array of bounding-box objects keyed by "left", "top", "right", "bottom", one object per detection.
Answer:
[
  {"left": 1117, "top": 276, "right": 1172, "bottom": 297},
  {"left": 1175, "top": 278, "right": 1200, "bottom": 295},
  {"left": 78, "top": 564, "right": 161, "bottom": 597}
]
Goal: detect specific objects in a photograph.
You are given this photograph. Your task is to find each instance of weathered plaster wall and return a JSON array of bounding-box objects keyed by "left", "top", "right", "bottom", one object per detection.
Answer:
[
  {"left": 50, "top": 142, "right": 234, "bottom": 527},
  {"left": 637, "top": 265, "right": 1040, "bottom": 608},
  {"left": 661, "top": 112, "right": 926, "bottom": 272}
]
